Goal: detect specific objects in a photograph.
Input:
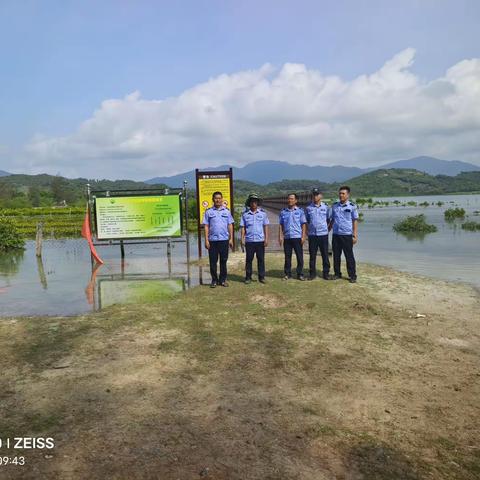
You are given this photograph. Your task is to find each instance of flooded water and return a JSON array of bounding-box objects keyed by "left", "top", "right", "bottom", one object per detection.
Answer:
[
  {"left": 1, "top": 194, "right": 479, "bottom": 317},
  {"left": 0, "top": 238, "right": 201, "bottom": 317},
  {"left": 354, "top": 194, "right": 480, "bottom": 285}
]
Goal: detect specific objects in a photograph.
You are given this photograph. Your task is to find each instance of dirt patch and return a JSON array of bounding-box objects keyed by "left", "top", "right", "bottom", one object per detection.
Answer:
[
  {"left": 251, "top": 293, "right": 286, "bottom": 309},
  {"left": 0, "top": 258, "right": 479, "bottom": 479}
]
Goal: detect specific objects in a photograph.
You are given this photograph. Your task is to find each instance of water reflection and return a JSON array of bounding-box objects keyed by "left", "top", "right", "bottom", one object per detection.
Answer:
[
  {"left": 0, "top": 237, "right": 198, "bottom": 317},
  {"left": 0, "top": 249, "right": 24, "bottom": 276}
]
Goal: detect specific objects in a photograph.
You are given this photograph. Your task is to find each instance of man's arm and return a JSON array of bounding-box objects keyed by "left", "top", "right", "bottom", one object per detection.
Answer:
[
  {"left": 352, "top": 219, "right": 358, "bottom": 244},
  {"left": 301, "top": 223, "right": 307, "bottom": 245},
  {"left": 241, "top": 226, "right": 246, "bottom": 245},
  {"left": 264, "top": 225, "right": 269, "bottom": 247},
  {"left": 228, "top": 223, "right": 234, "bottom": 249},
  {"left": 278, "top": 223, "right": 284, "bottom": 246},
  {"left": 204, "top": 224, "right": 210, "bottom": 249}
]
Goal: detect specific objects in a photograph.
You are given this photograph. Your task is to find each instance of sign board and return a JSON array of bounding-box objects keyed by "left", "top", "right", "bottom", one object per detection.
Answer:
[
  {"left": 195, "top": 169, "right": 233, "bottom": 225},
  {"left": 94, "top": 194, "right": 182, "bottom": 240}
]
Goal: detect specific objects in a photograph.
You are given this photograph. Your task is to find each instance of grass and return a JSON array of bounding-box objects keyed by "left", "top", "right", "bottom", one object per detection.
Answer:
[
  {"left": 393, "top": 214, "right": 437, "bottom": 234},
  {"left": 461, "top": 221, "right": 480, "bottom": 231},
  {"left": 0, "top": 257, "right": 478, "bottom": 479},
  {"left": 444, "top": 207, "right": 466, "bottom": 221}
]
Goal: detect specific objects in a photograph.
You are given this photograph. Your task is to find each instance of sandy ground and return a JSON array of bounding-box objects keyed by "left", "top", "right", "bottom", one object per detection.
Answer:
[{"left": 0, "top": 255, "right": 479, "bottom": 479}]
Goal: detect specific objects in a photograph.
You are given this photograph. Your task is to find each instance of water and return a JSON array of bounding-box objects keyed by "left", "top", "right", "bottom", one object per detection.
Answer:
[
  {"left": 354, "top": 194, "right": 480, "bottom": 285},
  {"left": 0, "top": 238, "right": 201, "bottom": 317},
  {"left": 1, "top": 194, "right": 479, "bottom": 317}
]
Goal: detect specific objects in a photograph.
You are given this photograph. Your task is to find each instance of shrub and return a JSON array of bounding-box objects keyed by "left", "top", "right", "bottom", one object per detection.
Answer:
[
  {"left": 393, "top": 214, "right": 437, "bottom": 233},
  {"left": 0, "top": 216, "right": 25, "bottom": 251},
  {"left": 461, "top": 221, "right": 480, "bottom": 232},
  {"left": 444, "top": 207, "right": 466, "bottom": 220}
]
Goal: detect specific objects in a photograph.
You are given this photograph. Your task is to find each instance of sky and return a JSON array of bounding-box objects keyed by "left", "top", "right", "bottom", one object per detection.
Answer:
[{"left": 0, "top": 0, "right": 479, "bottom": 180}]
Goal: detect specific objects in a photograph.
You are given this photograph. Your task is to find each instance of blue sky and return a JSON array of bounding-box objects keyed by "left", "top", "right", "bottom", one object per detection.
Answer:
[{"left": 1, "top": 0, "right": 479, "bottom": 178}]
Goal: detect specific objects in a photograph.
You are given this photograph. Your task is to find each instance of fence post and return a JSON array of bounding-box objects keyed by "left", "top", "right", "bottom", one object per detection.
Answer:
[{"left": 35, "top": 222, "right": 43, "bottom": 257}]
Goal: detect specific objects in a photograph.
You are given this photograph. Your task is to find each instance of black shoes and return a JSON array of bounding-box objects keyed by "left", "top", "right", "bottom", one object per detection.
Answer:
[
  {"left": 220, "top": 281, "right": 229, "bottom": 287},
  {"left": 244, "top": 278, "right": 252, "bottom": 284},
  {"left": 349, "top": 278, "right": 357, "bottom": 284},
  {"left": 210, "top": 281, "right": 217, "bottom": 288},
  {"left": 259, "top": 278, "right": 266, "bottom": 284},
  {"left": 298, "top": 275, "right": 305, "bottom": 281}
]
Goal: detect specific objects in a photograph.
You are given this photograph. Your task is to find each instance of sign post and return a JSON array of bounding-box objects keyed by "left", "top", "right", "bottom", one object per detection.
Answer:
[{"left": 195, "top": 168, "right": 234, "bottom": 258}]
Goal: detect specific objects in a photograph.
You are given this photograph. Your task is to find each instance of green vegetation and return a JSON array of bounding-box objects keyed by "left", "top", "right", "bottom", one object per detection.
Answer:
[
  {"left": 0, "top": 215, "right": 25, "bottom": 251},
  {"left": 0, "top": 173, "right": 169, "bottom": 209},
  {"left": 393, "top": 214, "right": 437, "bottom": 234},
  {"left": 461, "top": 221, "right": 480, "bottom": 231},
  {"left": 1, "top": 207, "right": 84, "bottom": 238},
  {"left": 444, "top": 207, "right": 466, "bottom": 220}
]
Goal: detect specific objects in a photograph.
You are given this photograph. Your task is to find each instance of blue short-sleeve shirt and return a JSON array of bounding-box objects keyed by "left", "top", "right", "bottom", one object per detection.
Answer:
[
  {"left": 279, "top": 206, "right": 307, "bottom": 239},
  {"left": 305, "top": 202, "right": 330, "bottom": 236},
  {"left": 331, "top": 200, "right": 359, "bottom": 235},
  {"left": 240, "top": 208, "right": 270, "bottom": 242},
  {"left": 202, "top": 206, "right": 234, "bottom": 241}
]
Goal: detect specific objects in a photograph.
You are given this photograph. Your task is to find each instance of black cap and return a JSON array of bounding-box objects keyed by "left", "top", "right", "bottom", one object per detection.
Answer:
[{"left": 311, "top": 188, "right": 322, "bottom": 195}]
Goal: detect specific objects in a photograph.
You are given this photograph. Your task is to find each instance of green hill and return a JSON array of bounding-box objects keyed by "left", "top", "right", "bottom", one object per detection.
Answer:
[
  {"left": 345, "top": 169, "right": 480, "bottom": 196},
  {"left": 1, "top": 169, "right": 479, "bottom": 209},
  {"left": 0, "top": 174, "right": 168, "bottom": 208}
]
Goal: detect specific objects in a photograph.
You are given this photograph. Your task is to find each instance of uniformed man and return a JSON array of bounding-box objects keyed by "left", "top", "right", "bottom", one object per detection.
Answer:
[
  {"left": 305, "top": 188, "right": 331, "bottom": 280},
  {"left": 279, "top": 193, "right": 307, "bottom": 280},
  {"left": 202, "top": 191, "right": 234, "bottom": 288},
  {"left": 240, "top": 193, "right": 270, "bottom": 284},
  {"left": 329, "top": 186, "right": 359, "bottom": 283}
]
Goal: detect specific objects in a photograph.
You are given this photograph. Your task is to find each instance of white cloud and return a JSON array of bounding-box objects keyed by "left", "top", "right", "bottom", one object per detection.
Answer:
[{"left": 22, "top": 48, "right": 480, "bottom": 179}]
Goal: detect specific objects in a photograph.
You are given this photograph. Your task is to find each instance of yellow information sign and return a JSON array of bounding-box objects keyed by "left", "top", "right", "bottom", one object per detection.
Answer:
[{"left": 196, "top": 170, "right": 233, "bottom": 225}]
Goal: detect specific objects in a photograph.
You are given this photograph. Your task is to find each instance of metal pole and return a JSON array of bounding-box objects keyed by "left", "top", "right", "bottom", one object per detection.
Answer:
[
  {"left": 120, "top": 240, "right": 125, "bottom": 259},
  {"left": 183, "top": 180, "right": 190, "bottom": 263},
  {"left": 184, "top": 180, "right": 191, "bottom": 287},
  {"left": 167, "top": 238, "right": 172, "bottom": 277},
  {"left": 195, "top": 169, "right": 202, "bottom": 259}
]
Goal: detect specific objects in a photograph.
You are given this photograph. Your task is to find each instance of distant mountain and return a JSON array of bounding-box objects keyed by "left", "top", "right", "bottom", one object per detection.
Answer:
[
  {"left": 146, "top": 160, "right": 364, "bottom": 186},
  {"left": 146, "top": 157, "right": 480, "bottom": 187},
  {"left": 0, "top": 170, "right": 10, "bottom": 176},
  {"left": 378, "top": 156, "right": 480, "bottom": 176}
]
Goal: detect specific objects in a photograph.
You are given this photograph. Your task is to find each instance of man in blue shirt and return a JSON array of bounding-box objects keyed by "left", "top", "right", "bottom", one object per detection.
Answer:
[
  {"left": 279, "top": 193, "right": 307, "bottom": 280},
  {"left": 240, "top": 193, "right": 270, "bottom": 284},
  {"left": 202, "top": 191, "right": 234, "bottom": 288},
  {"left": 305, "top": 188, "right": 331, "bottom": 280},
  {"left": 329, "top": 185, "right": 359, "bottom": 283}
]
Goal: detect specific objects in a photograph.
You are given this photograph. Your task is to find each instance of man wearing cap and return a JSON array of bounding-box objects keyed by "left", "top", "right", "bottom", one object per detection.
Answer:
[
  {"left": 240, "top": 194, "right": 269, "bottom": 284},
  {"left": 202, "top": 191, "right": 234, "bottom": 288},
  {"left": 279, "top": 193, "right": 307, "bottom": 280},
  {"left": 305, "top": 188, "right": 331, "bottom": 280},
  {"left": 329, "top": 185, "right": 359, "bottom": 283}
]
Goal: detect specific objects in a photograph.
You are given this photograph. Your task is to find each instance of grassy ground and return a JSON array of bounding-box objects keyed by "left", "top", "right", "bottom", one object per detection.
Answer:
[{"left": 0, "top": 255, "right": 479, "bottom": 479}]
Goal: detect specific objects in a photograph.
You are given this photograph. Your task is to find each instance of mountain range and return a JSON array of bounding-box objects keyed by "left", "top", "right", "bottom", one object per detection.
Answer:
[
  {"left": 0, "top": 170, "right": 10, "bottom": 177},
  {"left": 145, "top": 156, "right": 480, "bottom": 186}
]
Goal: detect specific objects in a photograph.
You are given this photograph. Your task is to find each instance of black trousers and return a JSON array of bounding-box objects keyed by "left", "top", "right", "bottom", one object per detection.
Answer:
[
  {"left": 208, "top": 240, "right": 229, "bottom": 283},
  {"left": 332, "top": 234, "right": 356, "bottom": 279},
  {"left": 308, "top": 234, "right": 330, "bottom": 277},
  {"left": 283, "top": 238, "right": 304, "bottom": 277},
  {"left": 245, "top": 241, "right": 266, "bottom": 280}
]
